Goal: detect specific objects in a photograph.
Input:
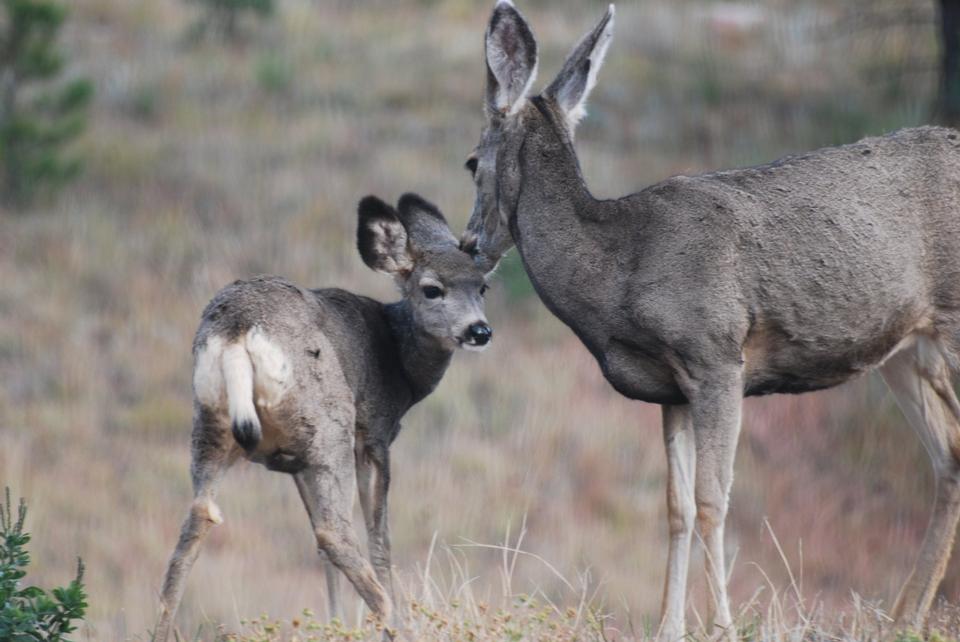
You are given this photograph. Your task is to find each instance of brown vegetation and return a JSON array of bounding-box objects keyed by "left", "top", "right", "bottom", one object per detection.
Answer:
[{"left": 0, "top": 0, "right": 953, "bottom": 638}]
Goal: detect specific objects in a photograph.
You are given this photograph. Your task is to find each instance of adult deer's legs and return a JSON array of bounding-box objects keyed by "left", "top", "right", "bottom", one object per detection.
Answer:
[
  {"left": 294, "top": 433, "right": 392, "bottom": 627},
  {"left": 155, "top": 409, "right": 237, "bottom": 642},
  {"left": 657, "top": 404, "right": 696, "bottom": 642},
  {"left": 689, "top": 369, "right": 743, "bottom": 641},
  {"left": 880, "top": 337, "right": 960, "bottom": 632}
]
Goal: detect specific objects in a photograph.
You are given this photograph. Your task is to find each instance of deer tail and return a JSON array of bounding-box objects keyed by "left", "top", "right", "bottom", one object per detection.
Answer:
[{"left": 221, "top": 342, "right": 261, "bottom": 452}]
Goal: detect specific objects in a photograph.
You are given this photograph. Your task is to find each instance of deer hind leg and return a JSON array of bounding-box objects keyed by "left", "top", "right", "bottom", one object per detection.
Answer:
[
  {"left": 293, "top": 423, "right": 392, "bottom": 629},
  {"left": 657, "top": 404, "right": 697, "bottom": 642},
  {"left": 155, "top": 407, "right": 237, "bottom": 642},
  {"left": 880, "top": 336, "right": 960, "bottom": 633}
]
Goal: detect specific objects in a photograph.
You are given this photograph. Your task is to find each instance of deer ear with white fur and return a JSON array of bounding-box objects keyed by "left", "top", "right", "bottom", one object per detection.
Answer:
[
  {"left": 544, "top": 5, "right": 615, "bottom": 132},
  {"left": 485, "top": 0, "right": 538, "bottom": 118},
  {"left": 357, "top": 196, "right": 415, "bottom": 276}
]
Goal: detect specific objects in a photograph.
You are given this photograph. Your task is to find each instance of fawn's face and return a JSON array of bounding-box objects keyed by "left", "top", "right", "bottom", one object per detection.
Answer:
[
  {"left": 461, "top": 0, "right": 615, "bottom": 273},
  {"left": 358, "top": 194, "right": 492, "bottom": 351},
  {"left": 404, "top": 245, "right": 492, "bottom": 351}
]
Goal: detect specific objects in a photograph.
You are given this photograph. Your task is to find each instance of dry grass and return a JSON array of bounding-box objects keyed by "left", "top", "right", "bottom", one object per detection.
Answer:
[{"left": 0, "top": 0, "right": 956, "bottom": 639}]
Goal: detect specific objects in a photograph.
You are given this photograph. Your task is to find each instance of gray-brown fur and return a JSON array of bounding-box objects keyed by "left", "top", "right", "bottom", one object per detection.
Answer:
[
  {"left": 155, "top": 194, "right": 491, "bottom": 641},
  {"left": 464, "top": 1, "right": 960, "bottom": 638}
]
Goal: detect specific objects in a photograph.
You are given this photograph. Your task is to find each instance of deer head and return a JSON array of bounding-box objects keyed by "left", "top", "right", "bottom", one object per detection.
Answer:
[
  {"left": 359, "top": 193, "right": 493, "bottom": 350},
  {"left": 461, "top": 0, "right": 615, "bottom": 272}
]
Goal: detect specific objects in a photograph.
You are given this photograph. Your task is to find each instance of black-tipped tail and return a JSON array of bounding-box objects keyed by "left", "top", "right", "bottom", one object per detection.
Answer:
[{"left": 232, "top": 418, "right": 261, "bottom": 452}]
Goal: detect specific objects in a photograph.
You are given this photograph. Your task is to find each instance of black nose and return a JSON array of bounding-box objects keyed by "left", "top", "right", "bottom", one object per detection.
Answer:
[{"left": 467, "top": 322, "right": 492, "bottom": 345}]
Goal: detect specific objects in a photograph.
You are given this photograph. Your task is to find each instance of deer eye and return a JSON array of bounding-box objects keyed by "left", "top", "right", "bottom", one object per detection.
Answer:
[
  {"left": 422, "top": 285, "right": 443, "bottom": 299},
  {"left": 480, "top": 284, "right": 488, "bottom": 297},
  {"left": 465, "top": 156, "right": 479, "bottom": 176}
]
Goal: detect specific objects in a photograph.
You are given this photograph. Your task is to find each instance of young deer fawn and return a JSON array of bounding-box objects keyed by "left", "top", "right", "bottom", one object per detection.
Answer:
[
  {"left": 463, "top": 1, "right": 960, "bottom": 638},
  {"left": 155, "top": 194, "right": 492, "bottom": 641}
]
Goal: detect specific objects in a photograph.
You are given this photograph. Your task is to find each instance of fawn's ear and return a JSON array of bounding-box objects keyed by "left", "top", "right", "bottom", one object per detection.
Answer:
[
  {"left": 357, "top": 196, "right": 414, "bottom": 276},
  {"left": 485, "top": 0, "right": 538, "bottom": 118},
  {"left": 544, "top": 5, "right": 614, "bottom": 132},
  {"left": 397, "top": 193, "right": 458, "bottom": 250}
]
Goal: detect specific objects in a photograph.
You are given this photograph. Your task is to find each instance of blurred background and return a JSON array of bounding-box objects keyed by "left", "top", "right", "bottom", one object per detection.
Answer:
[{"left": 1, "top": 0, "right": 957, "bottom": 638}]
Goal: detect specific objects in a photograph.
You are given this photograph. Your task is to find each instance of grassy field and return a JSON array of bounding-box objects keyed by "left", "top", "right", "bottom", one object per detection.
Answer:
[{"left": 1, "top": 0, "right": 955, "bottom": 639}]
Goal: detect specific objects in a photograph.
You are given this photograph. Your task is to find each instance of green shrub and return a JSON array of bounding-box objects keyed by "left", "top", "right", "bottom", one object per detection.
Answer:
[
  {"left": 497, "top": 252, "right": 535, "bottom": 303},
  {"left": 0, "top": 0, "right": 93, "bottom": 208},
  {"left": 255, "top": 52, "right": 293, "bottom": 95},
  {"left": 0, "top": 488, "right": 87, "bottom": 641}
]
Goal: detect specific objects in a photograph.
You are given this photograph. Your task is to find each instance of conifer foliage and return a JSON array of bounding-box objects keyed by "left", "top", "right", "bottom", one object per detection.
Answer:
[
  {"left": 0, "top": 488, "right": 88, "bottom": 640},
  {"left": 0, "top": 0, "right": 92, "bottom": 207}
]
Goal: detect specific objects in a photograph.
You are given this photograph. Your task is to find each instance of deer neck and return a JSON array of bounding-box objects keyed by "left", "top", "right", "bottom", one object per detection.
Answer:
[
  {"left": 505, "top": 99, "right": 623, "bottom": 345},
  {"left": 511, "top": 98, "right": 620, "bottom": 247},
  {"left": 384, "top": 300, "right": 453, "bottom": 405}
]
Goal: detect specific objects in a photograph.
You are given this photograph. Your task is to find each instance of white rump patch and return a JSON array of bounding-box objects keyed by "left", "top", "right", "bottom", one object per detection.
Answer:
[
  {"left": 194, "top": 336, "right": 225, "bottom": 406},
  {"left": 194, "top": 327, "right": 292, "bottom": 419},
  {"left": 245, "top": 326, "right": 292, "bottom": 410}
]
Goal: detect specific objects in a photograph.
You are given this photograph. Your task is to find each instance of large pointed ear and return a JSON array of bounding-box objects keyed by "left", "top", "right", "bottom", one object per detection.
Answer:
[
  {"left": 357, "top": 196, "right": 415, "bottom": 276},
  {"left": 485, "top": 0, "right": 538, "bottom": 118},
  {"left": 543, "top": 5, "right": 615, "bottom": 132},
  {"left": 396, "top": 193, "right": 458, "bottom": 249}
]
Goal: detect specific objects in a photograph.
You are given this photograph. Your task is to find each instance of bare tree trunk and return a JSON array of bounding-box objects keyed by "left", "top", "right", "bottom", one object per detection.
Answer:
[{"left": 939, "top": 0, "right": 960, "bottom": 124}]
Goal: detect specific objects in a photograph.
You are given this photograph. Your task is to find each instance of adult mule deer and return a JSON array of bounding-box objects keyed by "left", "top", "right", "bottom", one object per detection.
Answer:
[
  {"left": 461, "top": 1, "right": 960, "bottom": 639},
  {"left": 154, "top": 194, "right": 492, "bottom": 641}
]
